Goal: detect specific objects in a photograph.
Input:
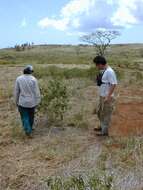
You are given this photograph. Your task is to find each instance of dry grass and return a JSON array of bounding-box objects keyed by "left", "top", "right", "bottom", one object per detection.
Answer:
[{"left": 0, "top": 44, "right": 143, "bottom": 189}]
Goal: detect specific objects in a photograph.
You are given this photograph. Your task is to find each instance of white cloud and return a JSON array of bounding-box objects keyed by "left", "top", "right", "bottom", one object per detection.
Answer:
[
  {"left": 20, "top": 18, "right": 27, "bottom": 28},
  {"left": 61, "top": 0, "right": 94, "bottom": 17},
  {"left": 111, "top": 0, "right": 141, "bottom": 27},
  {"left": 38, "top": 17, "right": 69, "bottom": 31},
  {"left": 38, "top": 0, "right": 143, "bottom": 32}
]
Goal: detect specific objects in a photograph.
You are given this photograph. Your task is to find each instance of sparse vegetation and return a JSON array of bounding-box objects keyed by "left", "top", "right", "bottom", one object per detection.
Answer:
[{"left": 0, "top": 44, "right": 143, "bottom": 190}]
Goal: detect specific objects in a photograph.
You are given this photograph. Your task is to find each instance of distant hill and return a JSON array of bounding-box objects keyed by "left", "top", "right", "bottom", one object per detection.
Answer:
[{"left": 0, "top": 44, "right": 143, "bottom": 68}]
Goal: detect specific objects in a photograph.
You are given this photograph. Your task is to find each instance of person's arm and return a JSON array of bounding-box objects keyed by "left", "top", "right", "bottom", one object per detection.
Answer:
[
  {"left": 34, "top": 79, "right": 41, "bottom": 106},
  {"left": 14, "top": 79, "right": 20, "bottom": 106},
  {"left": 105, "top": 84, "right": 117, "bottom": 102},
  {"left": 105, "top": 70, "right": 117, "bottom": 102}
]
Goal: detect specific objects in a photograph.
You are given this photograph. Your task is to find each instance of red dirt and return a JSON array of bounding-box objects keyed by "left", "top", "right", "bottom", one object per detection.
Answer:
[{"left": 110, "top": 102, "right": 143, "bottom": 136}]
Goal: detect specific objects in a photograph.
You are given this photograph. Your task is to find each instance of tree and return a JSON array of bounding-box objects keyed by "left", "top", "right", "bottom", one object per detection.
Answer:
[
  {"left": 15, "top": 45, "right": 21, "bottom": 51},
  {"left": 14, "top": 42, "right": 34, "bottom": 51},
  {"left": 80, "top": 30, "right": 120, "bottom": 56}
]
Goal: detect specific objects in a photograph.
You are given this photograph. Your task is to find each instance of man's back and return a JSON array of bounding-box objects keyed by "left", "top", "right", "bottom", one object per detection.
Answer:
[{"left": 15, "top": 74, "right": 41, "bottom": 108}]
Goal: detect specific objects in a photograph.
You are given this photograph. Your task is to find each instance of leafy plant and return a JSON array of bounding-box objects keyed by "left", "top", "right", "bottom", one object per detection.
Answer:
[
  {"left": 40, "top": 78, "right": 69, "bottom": 125},
  {"left": 44, "top": 174, "right": 114, "bottom": 190}
]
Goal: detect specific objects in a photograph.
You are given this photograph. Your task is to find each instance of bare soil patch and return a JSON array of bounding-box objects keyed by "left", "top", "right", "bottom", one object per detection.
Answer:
[{"left": 111, "top": 102, "right": 143, "bottom": 136}]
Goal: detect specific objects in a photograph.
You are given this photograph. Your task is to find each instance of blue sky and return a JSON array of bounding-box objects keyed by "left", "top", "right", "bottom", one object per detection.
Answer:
[{"left": 0, "top": 0, "right": 143, "bottom": 48}]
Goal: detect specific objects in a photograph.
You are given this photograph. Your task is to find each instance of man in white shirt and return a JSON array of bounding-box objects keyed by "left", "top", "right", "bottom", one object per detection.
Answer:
[
  {"left": 93, "top": 56, "right": 117, "bottom": 136},
  {"left": 14, "top": 65, "right": 41, "bottom": 137}
]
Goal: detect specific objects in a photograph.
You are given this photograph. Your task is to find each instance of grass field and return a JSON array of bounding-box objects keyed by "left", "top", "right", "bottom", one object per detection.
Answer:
[{"left": 0, "top": 44, "right": 143, "bottom": 190}]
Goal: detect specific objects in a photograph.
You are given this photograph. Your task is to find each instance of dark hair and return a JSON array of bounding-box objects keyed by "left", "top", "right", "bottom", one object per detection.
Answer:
[
  {"left": 93, "top": 56, "right": 107, "bottom": 65},
  {"left": 23, "top": 69, "right": 33, "bottom": 75}
]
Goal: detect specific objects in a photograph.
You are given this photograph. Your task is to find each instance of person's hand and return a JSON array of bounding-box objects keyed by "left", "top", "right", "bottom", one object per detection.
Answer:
[{"left": 104, "top": 95, "right": 112, "bottom": 103}]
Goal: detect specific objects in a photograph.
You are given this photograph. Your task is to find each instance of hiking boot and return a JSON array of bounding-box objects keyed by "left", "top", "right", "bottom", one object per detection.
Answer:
[
  {"left": 94, "top": 127, "right": 102, "bottom": 132},
  {"left": 96, "top": 133, "right": 109, "bottom": 137},
  {"left": 25, "top": 133, "right": 33, "bottom": 139}
]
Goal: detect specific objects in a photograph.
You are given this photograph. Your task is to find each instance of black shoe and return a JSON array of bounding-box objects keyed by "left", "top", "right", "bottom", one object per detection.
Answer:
[
  {"left": 25, "top": 133, "right": 33, "bottom": 138},
  {"left": 94, "top": 128, "right": 102, "bottom": 132}
]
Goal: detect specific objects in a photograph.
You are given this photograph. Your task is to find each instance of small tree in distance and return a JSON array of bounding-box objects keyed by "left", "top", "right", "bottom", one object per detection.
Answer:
[{"left": 80, "top": 30, "right": 120, "bottom": 56}]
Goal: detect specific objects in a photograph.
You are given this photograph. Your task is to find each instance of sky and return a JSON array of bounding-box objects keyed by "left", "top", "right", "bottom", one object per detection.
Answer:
[{"left": 0, "top": 0, "right": 143, "bottom": 48}]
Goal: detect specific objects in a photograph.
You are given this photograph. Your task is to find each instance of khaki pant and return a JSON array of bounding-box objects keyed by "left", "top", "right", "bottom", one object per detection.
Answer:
[{"left": 97, "top": 97, "right": 115, "bottom": 135}]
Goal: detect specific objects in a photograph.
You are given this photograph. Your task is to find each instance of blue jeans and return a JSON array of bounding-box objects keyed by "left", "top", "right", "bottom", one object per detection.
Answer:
[{"left": 18, "top": 106, "right": 35, "bottom": 135}]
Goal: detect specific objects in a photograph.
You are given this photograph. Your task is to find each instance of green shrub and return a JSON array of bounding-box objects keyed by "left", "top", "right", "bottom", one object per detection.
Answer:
[
  {"left": 39, "top": 78, "right": 69, "bottom": 124},
  {"left": 44, "top": 174, "right": 113, "bottom": 190}
]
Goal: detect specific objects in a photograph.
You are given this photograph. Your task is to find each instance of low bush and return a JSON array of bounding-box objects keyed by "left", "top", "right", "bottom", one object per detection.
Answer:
[{"left": 39, "top": 78, "right": 69, "bottom": 124}]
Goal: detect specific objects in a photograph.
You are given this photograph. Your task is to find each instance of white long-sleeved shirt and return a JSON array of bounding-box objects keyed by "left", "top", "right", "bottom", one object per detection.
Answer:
[{"left": 14, "top": 74, "right": 41, "bottom": 108}]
